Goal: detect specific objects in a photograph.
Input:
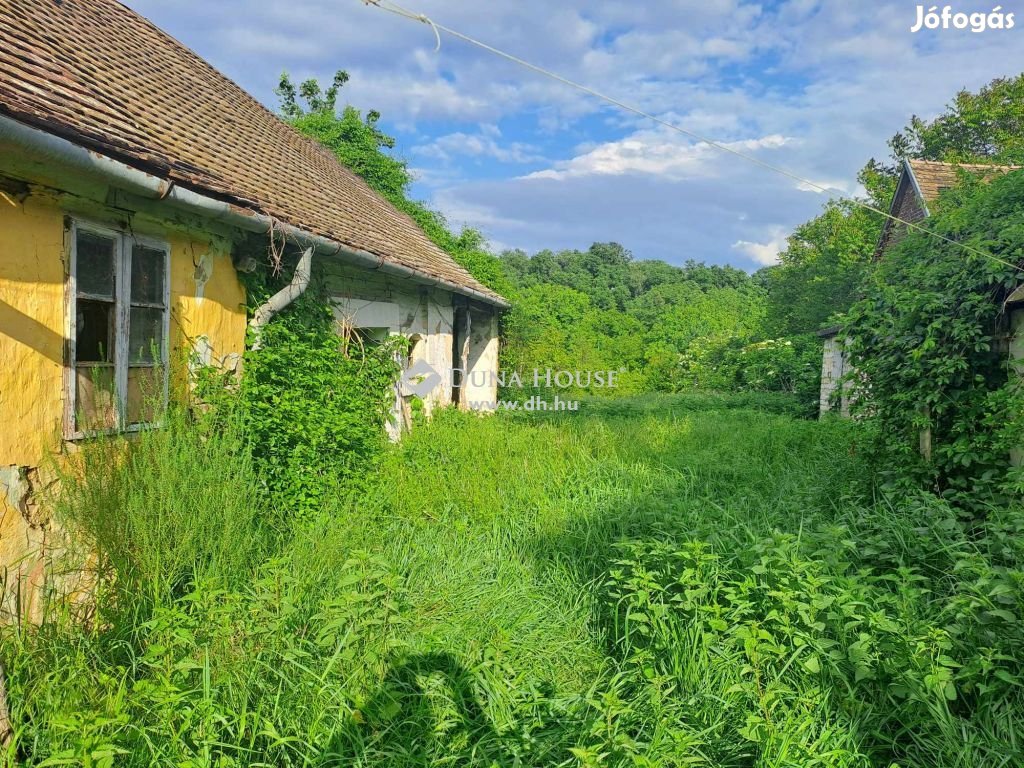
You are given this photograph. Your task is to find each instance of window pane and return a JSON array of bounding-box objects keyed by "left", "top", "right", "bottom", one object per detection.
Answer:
[
  {"left": 75, "top": 366, "right": 116, "bottom": 432},
  {"left": 127, "top": 366, "right": 164, "bottom": 425},
  {"left": 76, "top": 231, "right": 116, "bottom": 298},
  {"left": 131, "top": 244, "right": 165, "bottom": 304},
  {"left": 76, "top": 299, "right": 115, "bottom": 363},
  {"left": 128, "top": 306, "right": 164, "bottom": 364}
]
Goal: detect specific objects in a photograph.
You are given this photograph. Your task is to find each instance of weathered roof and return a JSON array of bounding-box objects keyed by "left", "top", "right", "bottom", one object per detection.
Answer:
[
  {"left": 0, "top": 0, "right": 505, "bottom": 306},
  {"left": 907, "top": 159, "right": 1014, "bottom": 208},
  {"left": 876, "top": 159, "right": 1018, "bottom": 258}
]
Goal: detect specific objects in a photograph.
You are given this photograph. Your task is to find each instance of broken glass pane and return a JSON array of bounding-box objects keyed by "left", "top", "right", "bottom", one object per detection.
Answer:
[
  {"left": 127, "top": 365, "right": 164, "bottom": 425},
  {"left": 76, "top": 299, "right": 115, "bottom": 363},
  {"left": 131, "top": 244, "right": 165, "bottom": 305},
  {"left": 75, "top": 365, "right": 116, "bottom": 432},
  {"left": 76, "top": 231, "right": 116, "bottom": 298},
  {"left": 128, "top": 306, "right": 164, "bottom": 364}
]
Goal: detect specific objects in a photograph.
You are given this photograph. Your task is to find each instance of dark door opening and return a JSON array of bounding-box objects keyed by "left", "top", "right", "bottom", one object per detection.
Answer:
[{"left": 451, "top": 307, "right": 468, "bottom": 406}]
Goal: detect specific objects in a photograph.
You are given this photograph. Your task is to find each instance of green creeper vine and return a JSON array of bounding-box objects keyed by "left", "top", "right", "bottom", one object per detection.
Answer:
[
  {"left": 844, "top": 170, "right": 1024, "bottom": 507},
  {"left": 200, "top": 248, "right": 402, "bottom": 516}
]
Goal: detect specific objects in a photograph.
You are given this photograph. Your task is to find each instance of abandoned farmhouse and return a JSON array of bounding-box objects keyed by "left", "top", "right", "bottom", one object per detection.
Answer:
[
  {"left": 0, "top": 0, "right": 506, "bottom": 613},
  {"left": 818, "top": 158, "right": 1023, "bottom": 419}
]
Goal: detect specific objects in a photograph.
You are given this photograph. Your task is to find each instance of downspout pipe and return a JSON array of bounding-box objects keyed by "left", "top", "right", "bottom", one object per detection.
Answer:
[
  {"left": 249, "top": 247, "right": 313, "bottom": 350},
  {"left": 0, "top": 114, "right": 509, "bottom": 309}
]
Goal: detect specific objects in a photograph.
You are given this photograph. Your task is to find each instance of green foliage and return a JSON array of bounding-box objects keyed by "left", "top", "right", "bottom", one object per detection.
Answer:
[
  {"left": 52, "top": 406, "right": 272, "bottom": 601},
  {"left": 890, "top": 74, "right": 1024, "bottom": 164},
  {"left": 676, "top": 334, "right": 822, "bottom": 416},
  {"left": 844, "top": 169, "right": 1024, "bottom": 502},
  {"left": 9, "top": 398, "right": 1024, "bottom": 766},
  {"left": 233, "top": 264, "right": 400, "bottom": 514},
  {"left": 765, "top": 74, "right": 1024, "bottom": 341},
  {"left": 761, "top": 163, "right": 894, "bottom": 337},
  {"left": 277, "top": 71, "right": 510, "bottom": 296},
  {"left": 500, "top": 244, "right": 775, "bottom": 399},
  {"left": 500, "top": 283, "right": 645, "bottom": 397}
]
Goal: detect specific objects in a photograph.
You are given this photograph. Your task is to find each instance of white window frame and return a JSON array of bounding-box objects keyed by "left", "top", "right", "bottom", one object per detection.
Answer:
[{"left": 64, "top": 218, "right": 171, "bottom": 439}]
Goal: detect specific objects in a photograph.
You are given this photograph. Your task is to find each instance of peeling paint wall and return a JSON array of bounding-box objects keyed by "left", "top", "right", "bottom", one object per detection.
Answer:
[
  {"left": 819, "top": 335, "right": 852, "bottom": 418},
  {"left": 0, "top": 186, "right": 247, "bottom": 619},
  {"left": 321, "top": 259, "right": 499, "bottom": 424}
]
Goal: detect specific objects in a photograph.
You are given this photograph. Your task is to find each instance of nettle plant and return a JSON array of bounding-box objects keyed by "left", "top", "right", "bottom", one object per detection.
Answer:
[{"left": 845, "top": 170, "right": 1024, "bottom": 505}]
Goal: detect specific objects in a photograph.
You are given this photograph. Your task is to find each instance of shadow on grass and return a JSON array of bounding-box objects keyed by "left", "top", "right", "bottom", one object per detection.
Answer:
[
  {"left": 327, "top": 404, "right": 870, "bottom": 766},
  {"left": 324, "top": 651, "right": 573, "bottom": 766}
]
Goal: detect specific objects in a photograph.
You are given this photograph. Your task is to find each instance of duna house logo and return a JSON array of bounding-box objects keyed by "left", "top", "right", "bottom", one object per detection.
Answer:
[
  {"left": 401, "top": 359, "right": 443, "bottom": 398},
  {"left": 911, "top": 5, "right": 1015, "bottom": 32}
]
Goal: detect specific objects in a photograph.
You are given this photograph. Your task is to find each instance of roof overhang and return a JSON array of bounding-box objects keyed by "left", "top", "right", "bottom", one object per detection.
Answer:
[{"left": 0, "top": 113, "right": 509, "bottom": 309}]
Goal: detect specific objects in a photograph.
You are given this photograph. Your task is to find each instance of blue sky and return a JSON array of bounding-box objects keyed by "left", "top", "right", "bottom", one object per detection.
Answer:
[{"left": 123, "top": 0, "right": 1024, "bottom": 270}]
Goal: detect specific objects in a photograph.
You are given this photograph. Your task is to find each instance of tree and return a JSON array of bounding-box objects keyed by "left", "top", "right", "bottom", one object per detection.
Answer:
[
  {"left": 276, "top": 71, "right": 509, "bottom": 295},
  {"left": 889, "top": 75, "right": 1024, "bottom": 165},
  {"left": 761, "top": 160, "right": 896, "bottom": 336}
]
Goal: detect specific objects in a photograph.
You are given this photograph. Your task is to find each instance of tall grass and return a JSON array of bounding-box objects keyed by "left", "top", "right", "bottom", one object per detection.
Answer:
[
  {"left": 56, "top": 408, "right": 273, "bottom": 603},
  {"left": 2, "top": 393, "right": 1023, "bottom": 766}
]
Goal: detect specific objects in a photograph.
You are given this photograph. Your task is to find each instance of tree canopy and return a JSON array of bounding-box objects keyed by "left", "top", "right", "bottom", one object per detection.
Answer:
[
  {"left": 276, "top": 71, "right": 510, "bottom": 296},
  {"left": 762, "top": 73, "right": 1024, "bottom": 337}
]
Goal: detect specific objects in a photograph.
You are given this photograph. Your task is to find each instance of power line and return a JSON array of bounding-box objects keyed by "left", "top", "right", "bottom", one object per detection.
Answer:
[{"left": 360, "top": 0, "right": 1020, "bottom": 272}]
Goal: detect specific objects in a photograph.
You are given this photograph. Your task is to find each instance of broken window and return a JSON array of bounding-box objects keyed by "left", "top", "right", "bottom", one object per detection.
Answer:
[{"left": 69, "top": 222, "right": 169, "bottom": 435}]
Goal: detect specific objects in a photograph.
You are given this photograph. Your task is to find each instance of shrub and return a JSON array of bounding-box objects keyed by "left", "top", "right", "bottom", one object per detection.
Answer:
[
  {"left": 845, "top": 169, "right": 1024, "bottom": 502},
  {"left": 233, "top": 263, "right": 401, "bottom": 515}
]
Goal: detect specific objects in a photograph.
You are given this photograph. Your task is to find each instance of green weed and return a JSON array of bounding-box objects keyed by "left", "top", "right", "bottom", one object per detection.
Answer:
[{"left": 3, "top": 394, "right": 1022, "bottom": 766}]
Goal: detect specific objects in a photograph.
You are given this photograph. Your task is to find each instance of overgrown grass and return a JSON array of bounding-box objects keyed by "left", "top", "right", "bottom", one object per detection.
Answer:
[{"left": 3, "top": 394, "right": 1023, "bottom": 766}]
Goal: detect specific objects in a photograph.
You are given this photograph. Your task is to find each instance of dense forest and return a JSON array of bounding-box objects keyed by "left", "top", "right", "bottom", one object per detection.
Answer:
[{"left": 278, "top": 73, "right": 1024, "bottom": 416}]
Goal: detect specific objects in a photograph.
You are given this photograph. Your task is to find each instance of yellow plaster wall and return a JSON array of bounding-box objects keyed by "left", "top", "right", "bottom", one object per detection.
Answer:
[
  {"left": 166, "top": 232, "right": 247, "bottom": 384},
  {"left": 0, "top": 191, "right": 247, "bottom": 616},
  {"left": 0, "top": 192, "right": 65, "bottom": 468},
  {"left": 0, "top": 193, "right": 247, "bottom": 469}
]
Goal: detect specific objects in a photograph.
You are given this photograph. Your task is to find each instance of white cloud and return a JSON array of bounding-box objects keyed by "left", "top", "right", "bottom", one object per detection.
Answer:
[
  {"left": 732, "top": 228, "right": 790, "bottom": 266},
  {"left": 416, "top": 126, "right": 545, "bottom": 164},
  {"left": 522, "top": 132, "right": 792, "bottom": 182}
]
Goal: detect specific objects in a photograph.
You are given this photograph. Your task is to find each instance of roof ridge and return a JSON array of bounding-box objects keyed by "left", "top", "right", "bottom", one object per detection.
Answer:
[{"left": 908, "top": 157, "right": 1021, "bottom": 171}]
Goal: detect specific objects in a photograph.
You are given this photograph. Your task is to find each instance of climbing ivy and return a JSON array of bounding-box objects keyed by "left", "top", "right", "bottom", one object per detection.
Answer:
[
  {"left": 199, "top": 251, "right": 401, "bottom": 516},
  {"left": 844, "top": 170, "right": 1024, "bottom": 506}
]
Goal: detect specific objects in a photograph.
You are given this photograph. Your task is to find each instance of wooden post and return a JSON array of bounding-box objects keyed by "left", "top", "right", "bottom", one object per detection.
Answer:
[{"left": 918, "top": 405, "right": 932, "bottom": 464}]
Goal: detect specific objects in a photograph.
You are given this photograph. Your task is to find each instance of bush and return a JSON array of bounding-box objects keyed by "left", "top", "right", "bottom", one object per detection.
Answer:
[
  {"left": 228, "top": 263, "right": 401, "bottom": 515},
  {"left": 676, "top": 333, "right": 822, "bottom": 416}
]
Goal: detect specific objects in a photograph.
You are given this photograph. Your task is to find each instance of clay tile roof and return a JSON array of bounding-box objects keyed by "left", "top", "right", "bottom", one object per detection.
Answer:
[
  {"left": 0, "top": 0, "right": 506, "bottom": 306},
  {"left": 907, "top": 159, "right": 1017, "bottom": 205}
]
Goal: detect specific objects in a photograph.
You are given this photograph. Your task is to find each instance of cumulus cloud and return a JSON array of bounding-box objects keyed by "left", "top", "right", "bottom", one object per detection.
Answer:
[
  {"left": 732, "top": 228, "right": 790, "bottom": 266},
  {"left": 522, "top": 132, "right": 791, "bottom": 182}
]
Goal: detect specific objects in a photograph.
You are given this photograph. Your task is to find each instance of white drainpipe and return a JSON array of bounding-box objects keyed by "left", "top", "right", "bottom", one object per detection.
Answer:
[{"left": 248, "top": 247, "right": 313, "bottom": 350}]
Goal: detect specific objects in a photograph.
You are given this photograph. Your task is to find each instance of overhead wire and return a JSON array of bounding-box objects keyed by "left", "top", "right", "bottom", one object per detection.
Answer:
[{"left": 360, "top": 0, "right": 1020, "bottom": 272}]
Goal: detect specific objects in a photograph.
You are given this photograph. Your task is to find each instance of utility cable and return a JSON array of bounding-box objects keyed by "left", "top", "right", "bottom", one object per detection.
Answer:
[{"left": 360, "top": 0, "right": 1020, "bottom": 271}]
